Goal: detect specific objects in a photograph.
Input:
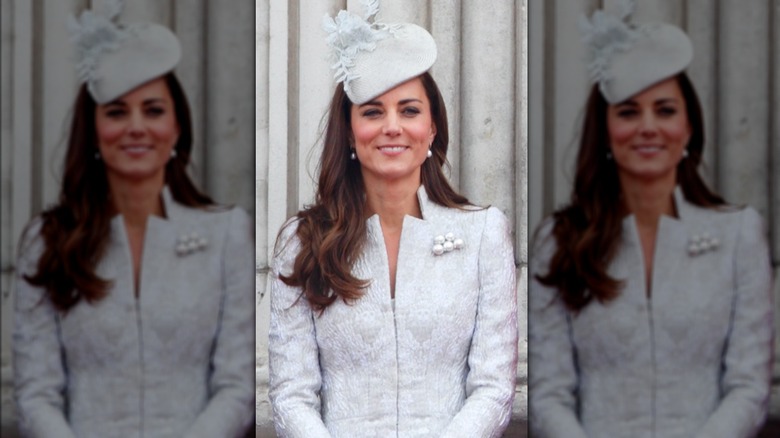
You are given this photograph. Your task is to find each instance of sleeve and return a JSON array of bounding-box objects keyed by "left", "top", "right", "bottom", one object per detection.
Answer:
[
  {"left": 440, "top": 207, "right": 519, "bottom": 438},
  {"left": 695, "top": 208, "right": 774, "bottom": 438},
  {"left": 185, "top": 208, "right": 256, "bottom": 438},
  {"left": 267, "top": 220, "right": 332, "bottom": 438},
  {"left": 13, "top": 219, "right": 78, "bottom": 438},
  {"left": 527, "top": 219, "right": 589, "bottom": 438}
]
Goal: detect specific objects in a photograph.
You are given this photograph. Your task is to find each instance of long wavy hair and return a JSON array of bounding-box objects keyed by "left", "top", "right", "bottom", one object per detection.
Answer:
[
  {"left": 24, "top": 73, "right": 214, "bottom": 313},
  {"left": 536, "top": 73, "right": 726, "bottom": 312},
  {"left": 278, "top": 72, "right": 471, "bottom": 312}
]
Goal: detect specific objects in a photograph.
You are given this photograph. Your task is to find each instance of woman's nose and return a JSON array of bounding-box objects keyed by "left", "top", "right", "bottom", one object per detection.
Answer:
[
  {"left": 127, "top": 110, "right": 146, "bottom": 136},
  {"left": 382, "top": 112, "right": 401, "bottom": 135},
  {"left": 638, "top": 111, "right": 658, "bottom": 136}
]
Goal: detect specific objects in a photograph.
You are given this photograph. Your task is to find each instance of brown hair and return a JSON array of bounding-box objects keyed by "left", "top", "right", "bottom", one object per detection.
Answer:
[
  {"left": 536, "top": 73, "right": 725, "bottom": 312},
  {"left": 278, "top": 72, "right": 471, "bottom": 312},
  {"left": 23, "top": 73, "right": 214, "bottom": 312}
]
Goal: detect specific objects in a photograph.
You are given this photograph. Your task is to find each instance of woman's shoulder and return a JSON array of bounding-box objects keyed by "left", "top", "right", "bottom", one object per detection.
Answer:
[
  {"left": 174, "top": 202, "right": 251, "bottom": 229},
  {"left": 530, "top": 216, "right": 557, "bottom": 249},
  {"left": 270, "top": 216, "right": 303, "bottom": 275},
  {"left": 683, "top": 201, "right": 766, "bottom": 233},
  {"left": 17, "top": 215, "right": 46, "bottom": 268}
]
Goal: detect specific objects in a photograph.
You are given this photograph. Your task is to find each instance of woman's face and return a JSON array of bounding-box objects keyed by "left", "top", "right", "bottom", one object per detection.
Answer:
[
  {"left": 350, "top": 77, "right": 437, "bottom": 187},
  {"left": 607, "top": 77, "right": 691, "bottom": 184},
  {"left": 95, "top": 77, "right": 179, "bottom": 187}
]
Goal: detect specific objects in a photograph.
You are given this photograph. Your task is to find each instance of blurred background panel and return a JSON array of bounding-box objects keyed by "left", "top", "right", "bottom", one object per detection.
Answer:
[
  {"left": 0, "top": 0, "right": 255, "bottom": 436},
  {"left": 529, "top": 0, "right": 778, "bottom": 435}
]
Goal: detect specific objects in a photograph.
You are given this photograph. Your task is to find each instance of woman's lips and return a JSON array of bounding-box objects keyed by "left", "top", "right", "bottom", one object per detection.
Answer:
[
  {"left": 120, "top": 144, "right": 154, "bottom": 156},
  {"left": 632, "top": 144, "right": 665, "bottom": 156},
  {"left": 377, "top": 145, "right": 408, "bottom": 156}
]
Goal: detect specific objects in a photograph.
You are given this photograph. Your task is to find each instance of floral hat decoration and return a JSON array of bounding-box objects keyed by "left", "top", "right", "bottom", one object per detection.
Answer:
[
  {"left": 68, "top": 0, "right": 181, "bottom": 104},
  {"left": 579, "top": 0, "right": 693, "bottom": 104},
  {"left": 323, "top": 0, "right": 437, "bottom": 105}
]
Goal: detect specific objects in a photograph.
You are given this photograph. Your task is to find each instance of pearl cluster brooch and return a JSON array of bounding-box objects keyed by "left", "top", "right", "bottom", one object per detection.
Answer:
[
  {"left": 432, "top": 232, "right": 464, "bottom": 256},
  {"left": 176, "top": 232, "right": 208, "bottom": 256},
  {"left": 688, "top": 232, "right": 719, "bottom": 256}
]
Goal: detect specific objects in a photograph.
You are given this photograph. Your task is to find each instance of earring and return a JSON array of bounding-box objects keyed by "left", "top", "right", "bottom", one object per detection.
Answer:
[
  {"left": 606, "top": 151, "right": 613, "bottom": 160},
  {"left": 682, "top": 149, "right": 689, "bottom": 158},
  {"left": 426, "top": 148, "right": 433, "bottom": 158},
  {"left": 350, "top": 150, "right": 357, "bottom": 160},
  {"left": 94, "top": 151, "right": 101, "bottom": 160},
  {"left": 170, "top": 149, "right": 177, "bottom": 159}
]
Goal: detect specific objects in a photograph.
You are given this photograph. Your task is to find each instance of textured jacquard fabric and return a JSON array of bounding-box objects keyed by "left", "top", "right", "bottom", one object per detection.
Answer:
[
  {"left": 269, "top": 187, "right": 518, "bottom": 438},
  {"left": 13, "top": 188, "right": 255, "bottom": 438},
  {"left": 529, "top": 189, "right": 774, "bottom": 438}
]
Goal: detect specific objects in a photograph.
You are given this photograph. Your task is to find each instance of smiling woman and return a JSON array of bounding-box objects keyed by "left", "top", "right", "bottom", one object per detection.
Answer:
[
  {"left": 607, "top": 77, "right": 692, "bottom": 184},
  {"left": 267, "top": 1, "right": 518, "bottom": 437},
  {"left": 95, "top": 77, "right": 180, "bottom": 185},
  {"left": 351, "top": 78, "right": 437, "bottom": 190}
]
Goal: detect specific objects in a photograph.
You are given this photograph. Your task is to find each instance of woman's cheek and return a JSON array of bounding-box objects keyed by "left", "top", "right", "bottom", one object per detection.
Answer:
[{"left": 97, "top": 121, "right": 125, "bottom": 145}]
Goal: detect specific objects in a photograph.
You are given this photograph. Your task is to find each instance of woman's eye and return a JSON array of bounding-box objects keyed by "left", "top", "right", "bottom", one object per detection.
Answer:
[
  {"left": 401, "top": 107, "right": 421, "bottom": 116},
  {"left": 616, "top": 108, "right": 637, "bottom": 118},
  {"left": 145, "top": 107, "right": 166, "bottom": 117},
  {"left": 362, "top": 109, "right": 382, "bottom": 117},
  {"left": 104, "top": 108, "right": 126, "bottom": 118},
  {"left": 657, "top": 106, "right": 678, "bottom": 117}
]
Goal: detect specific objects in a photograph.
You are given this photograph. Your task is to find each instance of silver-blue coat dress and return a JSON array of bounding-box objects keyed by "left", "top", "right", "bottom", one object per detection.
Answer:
[
  {"left": 529, "top": 189, "right": 774, "bottom": 438},
  {"left": 13, "top": 188, "right": 255, "bottom": 438},
  {"left": 269, "top": 187, "right": 518, "bottom": 438}
]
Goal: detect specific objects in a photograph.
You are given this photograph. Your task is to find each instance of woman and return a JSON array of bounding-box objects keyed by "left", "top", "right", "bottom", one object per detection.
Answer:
[
  {"left": 268, "top": 2, "right": 518, "bottom": 437},
  {"left": 13, "top": 6, "right": 254, "bottom": 437},
  {"left": 529, "top": 4, "right": 773, "bottom": 438}
]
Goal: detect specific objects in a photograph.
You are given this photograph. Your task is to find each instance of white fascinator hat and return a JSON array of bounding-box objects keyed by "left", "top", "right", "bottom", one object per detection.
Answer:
[
  {"left": 579, "top": 0, "right": 693, "bottom": 104},
  {"left": 323, "top": 0, "right": 437, "bottom": 105},
  {"left": 68, "top": 0, "right": 181, "bottom": 104}
]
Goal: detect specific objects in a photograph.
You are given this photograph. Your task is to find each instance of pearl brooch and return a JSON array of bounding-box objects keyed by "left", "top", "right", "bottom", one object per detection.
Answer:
[
  {"left": 688, "top": 232, "right": 719, "bottom": 256},
  {"left": 176, "top": 232, "right": 208, "bottom": 256},
  {"left": 432, "top": 233, "right": 464, "bottom": 256}
]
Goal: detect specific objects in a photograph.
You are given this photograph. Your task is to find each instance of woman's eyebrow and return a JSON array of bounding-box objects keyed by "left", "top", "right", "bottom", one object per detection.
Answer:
[
  {"left": 358, "top": 100, "right": 382, "bottom": 108},
  {"left": 142, "top": 97, "right": 167, "bottom": 105},
  {"left": 653, "top": 97, "right": 680, "bottom": 105}
]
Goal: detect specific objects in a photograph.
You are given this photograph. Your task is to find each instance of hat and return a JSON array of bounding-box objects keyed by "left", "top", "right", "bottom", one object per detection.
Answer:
[
  {"left": 323, "top": 0, "right": 437, "bottom": 105},
  {"left": 68, "top": 1, "right": 181, "bottom": 104},
  {"left": 579, "top": 0, "right": 693, "bottom": 104}
]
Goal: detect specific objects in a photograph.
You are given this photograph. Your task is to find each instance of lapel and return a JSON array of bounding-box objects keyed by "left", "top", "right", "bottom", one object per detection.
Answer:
[
  {"left": 394, "top": 187, "right": 435, "bottom": 306},
  {"left": 363, "top": 186, "right": 469, "bottom": 307},
  {"left": 114, "top": 186, "right": 210, "bottom": 302},
  {"left": 648, "top": 187, "right": 722, "bottom": 305},
  {"left": 618, "top": 187, "right": 712, "bottom": 300},
  {"left": 363, "top": 186, "right": 434, "bottom": 307},
  {"left": 650, "top": 188, "right": 687, "bottom": 303}
]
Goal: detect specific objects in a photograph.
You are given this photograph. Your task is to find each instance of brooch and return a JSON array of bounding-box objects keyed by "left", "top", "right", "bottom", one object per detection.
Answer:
[
  {"left": 687, "top": 232, "right": 719, "bottom": 256},
  {"left": 176, "top": 232, "right": 208, "bottom": 256},
  {"left": 432, "top": 232, "right": 464, "bottom": 256}
]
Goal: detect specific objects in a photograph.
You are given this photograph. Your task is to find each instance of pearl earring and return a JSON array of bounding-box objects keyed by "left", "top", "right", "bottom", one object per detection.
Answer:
[
  {"left": 427, "top": 148, "right": 433, "bottom": 158},
  {"left": 170, "top": 149, "right": 177, "bottom": 159},
  {"left": 682, "top": 149, "right": 689, "bottom": 158},
  {"left": 94, "top": 151, "right": 101, "bottom": 160},
  {"left": 606, "top": 151, "right": 613, "bottom": 160},
  {"left": 350, "top": 150, "right": 357, "bottom": 160}
]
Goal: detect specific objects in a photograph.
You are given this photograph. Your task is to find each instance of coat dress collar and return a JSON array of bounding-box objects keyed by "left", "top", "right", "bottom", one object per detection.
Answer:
[{"left": 619, "top": 186, "right": 725, "bottom": 299}]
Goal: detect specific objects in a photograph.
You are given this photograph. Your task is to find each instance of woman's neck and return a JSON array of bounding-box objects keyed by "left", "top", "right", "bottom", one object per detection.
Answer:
[
  {"left": 108, "top": 177, "right": 165, "bottom": 228},
  {"left": 619, "top": 174, "right": 676, "bottom": 228},
  {"left": 364, "top": 178, "right": 422, "bottom": 230}
]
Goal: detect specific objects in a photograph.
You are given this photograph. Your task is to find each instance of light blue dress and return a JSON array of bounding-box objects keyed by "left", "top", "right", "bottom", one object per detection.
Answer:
[
  {"left": 529, "top": 189, "right": 773, "bottom": 438},
  {"left": 14, "top": 188, "right": 255, "bottom": 438},
  {"left": 269, "top": 187, "right": 519, "bottom": 438}
]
